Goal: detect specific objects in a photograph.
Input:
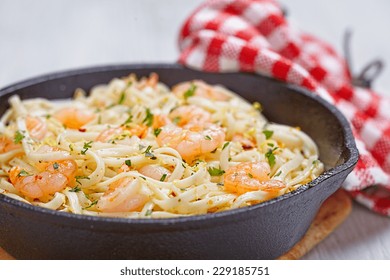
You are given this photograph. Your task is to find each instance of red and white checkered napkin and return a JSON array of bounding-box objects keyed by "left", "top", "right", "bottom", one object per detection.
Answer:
[{"left": 178, "top": 0, "right": 390, "bottom": 215}]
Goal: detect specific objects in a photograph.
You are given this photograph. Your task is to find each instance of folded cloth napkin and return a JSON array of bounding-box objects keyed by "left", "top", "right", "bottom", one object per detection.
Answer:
[{"left": 178, "top": 0, "right": 390, "bottom": 215}]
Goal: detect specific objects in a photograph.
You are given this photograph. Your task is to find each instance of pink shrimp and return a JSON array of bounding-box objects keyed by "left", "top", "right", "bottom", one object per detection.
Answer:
[
  {"left": 224, "top": 162, "right": 286, "bottom": 197},
  {"left": 8, "top": 147, "right": 77, "bottom": 201},
  {"left": 138, "top": 164, "right": 171, "bottom": 181},
  {"left": 0, "top": 135, "right": 21, "bottom": 154},
  {"left": 26, "top": 116, "right": 47, "bottom": 140},
  {"left": 173, "top": 80, "right": 230, "bottom": 101},
  {"left": 137, "top": 72, "right": 159, "bottom": 89},
  {"left": 97, "top": 165, "right": 148, "bottom": 213},
  {"left": 169, "top": 105, "right": 211, "bottom": 129},
  {"left": 232, "top": 134, "right": 256, "bottom": 150},
  {"left": 157, "top": 124, "right": 225, "bottom": 162},
  {"left": 53, "top": 107, "right": 95, "bottom": 129},
  {"left": 156, "top": 105, "right": 225, "bottom": 162}
]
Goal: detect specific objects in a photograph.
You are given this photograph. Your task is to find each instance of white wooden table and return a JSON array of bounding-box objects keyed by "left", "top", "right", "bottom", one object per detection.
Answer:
[{"left": 1, "top": 0, "right": 389, "bottom": 259}]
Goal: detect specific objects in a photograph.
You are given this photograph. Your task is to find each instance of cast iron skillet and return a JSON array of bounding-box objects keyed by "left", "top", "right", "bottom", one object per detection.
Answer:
[{"left": 0, "top": 64, "right": 358, "bottom": 259}]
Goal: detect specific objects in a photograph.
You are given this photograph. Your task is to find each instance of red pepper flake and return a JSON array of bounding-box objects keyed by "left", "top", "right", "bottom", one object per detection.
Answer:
[{"left": 78, "top": 128, "right": 87, "bottom": 132}]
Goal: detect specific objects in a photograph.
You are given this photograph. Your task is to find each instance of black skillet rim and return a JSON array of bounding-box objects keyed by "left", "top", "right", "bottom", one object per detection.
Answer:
[{"left": 0, "top": 63, "right": 359, "bottom": 226}]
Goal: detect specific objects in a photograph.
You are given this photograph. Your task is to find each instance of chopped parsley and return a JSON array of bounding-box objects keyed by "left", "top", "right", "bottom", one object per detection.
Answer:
[
  {"left": 313, "top": 159, "right": 319, "bottom": 165},
  {"left": 172, "top": 116, "right": 181, "bottom": 125},
  {"left": 183, "top": 84, "right": 197, "bottom": 99},
  {"left": 153, "top": 128, "right": 162, "bottom": 137},
  {"left": 207, "top": 167, "right": 225, "bottom": 176},
  {"left": 145, "top": 209, "right": 153, "bottom": 216},
  {"left": 274, "top": 171, "right": 282, "bottom": 177},
  {"left": 69, "top": 186, "right": 81, "bottom": 192},
  {"left": 122, "top": 115, "right": 133, "bottom": 126},
  {"left": 81, "top": 141, "right": 93, "bottom": 155},
  {"left": 265, "top": 147, "right": 278, "bottom": 168},
  {"left": 14, "top": 130, "right": 25, "bottom": 144},
  {"left": 262, "top": 130, "right": 274, "bottom": 140},
  {"left": 69, "top": 144, "right": 74, "bottom": 151},
  {"left": 204, "top": 135, "right": 212, "bottom": 140},
  {"left": 144, "top": 145, "right": 154, "bottom": 157},
  {"left": 17, "top": 170, "right": 31, "bottom": 177},
  {"left": 53, "top": 162, "right": 59, "bottom": 170},
  {"left": 143, "top": 108, "right": 154, "bottom": 127},
  {"left": 118, "top": 92, "right": 126, "bottom": 104},
  {"left": 84, "top": 200, "right": 98, "bottom": 209},
  {"left": 160, "top": 173, "right": 168, "bottom": 182},
  {"left": 222, "top": 142, "right": 230, "bottom": 150},
  {"left": 75, "top": 175, "right": 90, "bottom": 185},
  {"left": 248, "top": 173, "right": 253, "bottom": 178},
  {"left": 125, "top": 159, "right": 132, "bottom": 167}
]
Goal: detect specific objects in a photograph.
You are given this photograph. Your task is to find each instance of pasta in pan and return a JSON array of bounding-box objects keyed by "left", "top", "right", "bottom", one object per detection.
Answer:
[{"left": 0, "top": 74, "right": 324, "bottom": 218}]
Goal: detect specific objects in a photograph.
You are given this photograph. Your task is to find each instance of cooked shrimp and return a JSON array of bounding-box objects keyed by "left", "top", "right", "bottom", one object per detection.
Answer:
[
  {"left": 138, "top": 164, "right": 171, "bottom": 181},
  {"left": 157, "top": 124, "right": 225, "bottom": 162},
  {"left": 26, "top": 116, "right": 47, "bottom": 140},
  {"left": 96, "top": 124, "right": 148, "bottom": 142},
  {"left": 232, "top": 134, "right": 255, "bottom": 150},
  {"left": 169, "top": 105, "right": 211, "bottom": 129},
  {"left": 138, "top": 72, "right": 159, "bottom": 89},
  {"left": 152, "top": 114, "right": 170, "bottom": 129},
  {"left": 224, "top": 162, "right": 286, "bottom": 196},
  {"left": 9, "top": 156, "right": 77, "bottom": 200},
  {"left": 97, "top": 164, "right": 148, "bottom": 212},
  {"left": 53, "top": 107, "right": 95, "bottom": 129},
  {"left": 0, "top": 135, "right": 20, "bottom": 154},
  {"left": 173, "top": 80, "right": 230, "bottom": 101}
]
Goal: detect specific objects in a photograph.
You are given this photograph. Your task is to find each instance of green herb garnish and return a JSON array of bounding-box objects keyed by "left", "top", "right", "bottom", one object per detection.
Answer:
[
  {"left": 207, "top": 167, "right": 225, "bottom": 176},
  {"left": 274, "top": 171, "right": 282, "bottom": 177},
  {"left": 84, "top": 200, "right": 98, "bottom": 209},
  {"left": 145, "top": 209, "right": 153, "bottom": 216},
  {"left": 160, "top": 174, "right": 168, "bottom": 182},
  {"left": 154, "top": 128, "right": 162, "bottom": 137},
  {"left": 125, "top": 159, "right": 132, "bottom": 167},
  {"left": 81, "top": 141, "right": 93, "bottom": 155},
  {"left": 265, "top": 147, "right": 278, "bottom": 167},
  {"left": 222, "top": 142, "right": 230, "bottom": 150},
  {"left": 262, "top": 130, "right": 274, "bottom": 140},
  {"left": 53, "top": 162, "right": 59, "bottom": 170},
  {"left": 248, "top": 173, "right": 253, "bottom": 178},
  {"left": 69, "top": 186, "right": 81, "bottom": 192},
  {"left": 118, "top": 92, "right": 126, "bottom": 104},
  {"left": 204, "top": 135, "right": 212, "bottom": 140},
  {"left": 172, "top": 116, "right": 181, "bottom": 125},
  {"left": 183, "top": 84, "right": 197, "bottom": 99},
  {"left": 17, "top": 170, "right": 31, "bottom": 177},
  {"left": 75, "top": 175, "right": 90, "bottom": 185},
  {"left": 144, "top": 145, "right": 154, "bottom": 157},
  {"left": 122, "top": 115, "right": 133, "bottom": 126},
  {"left": 14, "top": 130, "right": 25, "bottom": 144},
  {"left": 143, "top": 108, "right": 154, "bottom": 127}
]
